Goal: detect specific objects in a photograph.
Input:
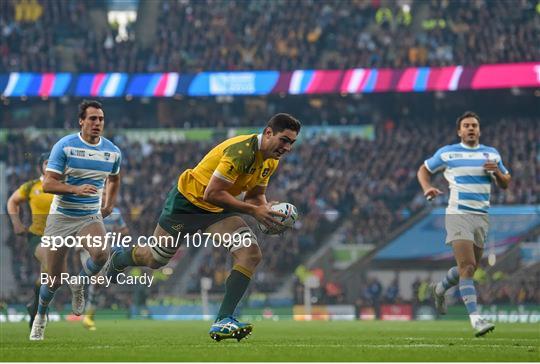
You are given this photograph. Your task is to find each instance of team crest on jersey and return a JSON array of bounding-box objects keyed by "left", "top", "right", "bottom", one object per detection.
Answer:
[
  {"left": 261, "top": 168, "right": 270, "bottom": 177},
  {"left": 104, "top": 152, "right": 111, "bottom": 161},
  {"left": 171, "top": 223, "right": 184, "bottom": 232},
  {"left": 70, "top": 149, "right": 86, "bottom": 157}
]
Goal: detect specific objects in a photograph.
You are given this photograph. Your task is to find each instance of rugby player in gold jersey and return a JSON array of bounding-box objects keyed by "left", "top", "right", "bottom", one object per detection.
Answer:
[{"left": 106, "top": 113, "right": 301, "bottom": 341}]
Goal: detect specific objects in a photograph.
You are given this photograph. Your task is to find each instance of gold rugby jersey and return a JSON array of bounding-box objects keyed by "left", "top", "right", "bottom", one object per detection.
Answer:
[
  {"left": 177, "top": 134, "right": 278, "bottom": 212},
  {"left": 17, "top": 177, "right": 54, "bottom": 235}
]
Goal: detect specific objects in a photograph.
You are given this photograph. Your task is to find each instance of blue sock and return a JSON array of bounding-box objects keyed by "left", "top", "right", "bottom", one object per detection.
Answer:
[
  {"left": 79, "top": 257, "right": 104, "bottom": 277},
  {"left": 459, "top": 278, "right": 479, "bottom": 315},
  {"left": 112, "top": 247, "right": 137, "bottom": 270},
  {"left": 436, "top": 266, "right": 459, "bottom": 294},
  {"left": 37, "top": 285, "right": 57, "bottom": 315}
]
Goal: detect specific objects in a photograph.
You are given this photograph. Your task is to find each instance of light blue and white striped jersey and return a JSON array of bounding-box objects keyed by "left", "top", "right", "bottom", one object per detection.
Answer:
[
  {"left": 424, "top": 143, "right": 509, "bottom": 215},
  {"left": 104, "top": 207, "right": 127, "bottom": 232},
  {"left": 46, "top": 132, "right": 122, "bottom": 217}
]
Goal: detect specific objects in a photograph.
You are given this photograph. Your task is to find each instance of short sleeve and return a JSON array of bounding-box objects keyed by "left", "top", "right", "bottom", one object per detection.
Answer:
[
  {"left": 111, "top": 150, "right": 122, "bottom": 175},
  {"left": 495, "top": 150, "right": 509, "bottom": 175},
  {"left": 214, "top": 144, "right": 253, "bottom": 183},
  {"left": 46, "top": 140, "right": 66, "bottom": 174},
  {"left": 424, "top": 147, "right": 447, "bottom": 173},
  {"left": 17, "top": 181, "right": 33, "bottom": 200}
]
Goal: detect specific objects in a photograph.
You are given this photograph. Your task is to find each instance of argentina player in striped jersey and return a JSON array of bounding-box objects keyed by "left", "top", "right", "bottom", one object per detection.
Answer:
[
  {"left": 30, "top": 100, "right": 122, "bottom": 340},
  {"left": 417, "top": 111, "right": 511, "bottom": 337}
]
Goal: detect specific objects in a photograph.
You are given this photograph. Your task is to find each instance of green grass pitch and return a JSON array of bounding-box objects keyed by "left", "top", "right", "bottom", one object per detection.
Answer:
[{"left": 1, "top": 320, "right": 538, "bottom": 361}]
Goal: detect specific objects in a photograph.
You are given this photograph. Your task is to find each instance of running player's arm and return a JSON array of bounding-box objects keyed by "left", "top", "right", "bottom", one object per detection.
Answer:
[
  {"left": 43, "top": 171, "right": 97, "bottom": 196},
  {"left": 484, "top": 151, "right": 511, "bottom": 189},
  {"left": 204, "top": 176, "right": 260, "bottom": 214},
  {"left": 491, "top": 170, "right": 511, "bottom": 189},
  {"left": 204, "top": 151, "right": 285, "bottom": 226},
  {"left": 6, "top": 185, "right": 29, "bottom": 234},
  {"left": 101, "top": 174, "right": 120, "bottom": 218},
  {"left": 102, "top": 150, "right": 122, "bottom": 217},
  {"left": 244, "top": 163, "right": 277, "bottom": 206},
  {"left": 204, "top": 176, "right": 284, "bottom": 227},
  {"left": 417, "top": 147, "right": 446, "bottom": 199},
  {"left": 42, "top": 140, "right": 97, "bottom": 196},
  {"left": 417, "top": 165, "right": 442, "bottom": 197},
  {"left": 244, "top": 185, "right": 268, "bottom": 206}
]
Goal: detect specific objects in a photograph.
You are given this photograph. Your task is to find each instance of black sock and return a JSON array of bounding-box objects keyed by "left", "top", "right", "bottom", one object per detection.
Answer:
[{"left": 32, "top": 281, "right": 40, "bottom": 309}]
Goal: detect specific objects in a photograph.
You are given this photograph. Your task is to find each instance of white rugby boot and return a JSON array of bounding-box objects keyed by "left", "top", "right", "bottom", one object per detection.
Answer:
[{"left": 29, "top": 314, "right": 47, "bottom": 341}]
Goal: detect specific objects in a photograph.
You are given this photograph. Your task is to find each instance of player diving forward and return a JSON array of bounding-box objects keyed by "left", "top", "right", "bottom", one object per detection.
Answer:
[
  {"left": 105, "top": 113, "right": 301, "bottom": 341},
  {"left": 30, "top": 100, "right": 122, "bottom": 340},
  {"left": 7, "top": 153, "right": 53, "bottom": 329},
  {"left": 417, "top": 111, "right": 511, "bottom": 337}
]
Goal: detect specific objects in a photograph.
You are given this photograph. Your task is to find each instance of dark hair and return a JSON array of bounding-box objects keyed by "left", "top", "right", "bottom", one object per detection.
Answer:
[
  {"left": 38, "top": 152, "right": 49, "bottom": 173},
  {"left": 266, "top": 113, "right": 301, "bottom": 134},
  {"left": 456, "top": 111, "right": 480, "bottom": 129},
  {"left": 79, "top": 100, "right": 103, "bottom": 120}
]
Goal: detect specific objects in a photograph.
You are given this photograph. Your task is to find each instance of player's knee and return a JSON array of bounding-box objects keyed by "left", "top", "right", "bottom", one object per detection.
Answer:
[
  {"left": 239, "top": 245, "right": 262, "bottom": 268},
  {"left": 250, "top": 247, "right": 262, "bottom": 266},
  {"left": 458, "top": 263, "right": 476, "bottom": 278},
  {"left": 148, "top": 244, "right": 176, "bottom": 268}
]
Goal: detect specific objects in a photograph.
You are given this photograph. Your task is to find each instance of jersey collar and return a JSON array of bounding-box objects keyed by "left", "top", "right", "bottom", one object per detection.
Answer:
[
  {"left": 460, "top": 142, "right": 480, "bottom": 150},
  {"left": 78, "top": 132, "right": 102, "bottom": 147}
]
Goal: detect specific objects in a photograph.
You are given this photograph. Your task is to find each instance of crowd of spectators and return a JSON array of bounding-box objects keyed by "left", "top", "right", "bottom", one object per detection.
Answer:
[
  {"left": 2, "top": 0, "right": 538, "bottom": 73},
  {"left": 292, "top": 265, "right": 540, "bottom": 311},
  {"left": 2, "top": 116, "right": 538, "bottom": 305}
]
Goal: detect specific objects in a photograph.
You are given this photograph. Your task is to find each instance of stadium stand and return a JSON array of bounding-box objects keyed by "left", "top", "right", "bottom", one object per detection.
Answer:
[
  {"left": 1, "top": 0, "right": 538, "bottom": 72},
  {"left": 3, "top": 115, "right": 538, "bottom": 306},
  {"left": 1, "top": 0, "right": 538, "bottom": 312}
]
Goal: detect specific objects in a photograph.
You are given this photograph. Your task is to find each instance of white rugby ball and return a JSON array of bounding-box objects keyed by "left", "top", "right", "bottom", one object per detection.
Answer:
[{"left": 258, "top": 202, "right": 298, "bottom": 235}]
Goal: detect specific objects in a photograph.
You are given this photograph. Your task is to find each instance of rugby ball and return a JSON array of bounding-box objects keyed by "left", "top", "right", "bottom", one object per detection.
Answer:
[{"left": 258, "top": 202, "right": 298, "bottom": 235}]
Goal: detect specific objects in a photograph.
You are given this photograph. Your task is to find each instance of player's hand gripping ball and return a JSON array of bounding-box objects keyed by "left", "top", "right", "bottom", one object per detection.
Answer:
[{"left": 258, "top": 202, "right": 298, "bottom": 235}]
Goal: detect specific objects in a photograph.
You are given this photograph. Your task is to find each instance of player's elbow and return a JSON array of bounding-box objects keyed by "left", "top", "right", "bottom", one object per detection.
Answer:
[
  {"left": 6, "top": 195, "right": 18, "bottom": 213},
  {"left": 498, "top": 175, "right": 511, "bottom": 190},
  {"left": 417, "top": 165, "right": 428, "bottom": 181},
  {"left": 108, "top": 174, "right": 121, "bottom": 184},
  {"left": 203, "top": 187, "right": 218, "bottom": 204},
  {"left": 42, "top": 177, "right": 53, "bottom": 193}
]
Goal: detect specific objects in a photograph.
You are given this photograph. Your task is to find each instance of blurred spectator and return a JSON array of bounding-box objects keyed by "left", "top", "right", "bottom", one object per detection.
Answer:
[
  {"left": 384, "top": 278, "right": 400, "bottom": 304},
  {"left": 1, "top": 0, "right": 538, "bottom": 73}
]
